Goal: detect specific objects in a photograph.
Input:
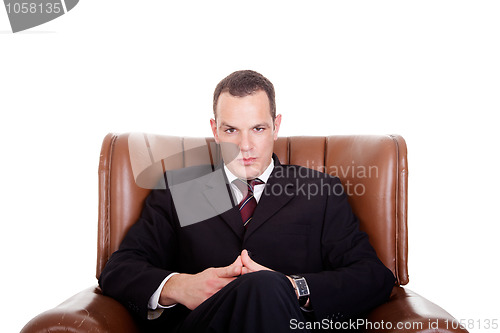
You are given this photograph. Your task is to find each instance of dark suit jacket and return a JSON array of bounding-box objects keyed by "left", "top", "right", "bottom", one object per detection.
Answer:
[{"left": 99, "top": 155, "right": 395, "bottom": 327}]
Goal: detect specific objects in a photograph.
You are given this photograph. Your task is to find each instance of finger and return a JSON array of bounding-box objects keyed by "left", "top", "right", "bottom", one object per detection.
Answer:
[
  {"left": 241, "top": 249, "right": 250, "bottom": 263},
  {"left": 216, "top": 256, "right": 242, "bottom": 278},
  {"left": 232, "top": 255, "right": 243, "bottom": 266},
  {"left": 241, "top": 249, "right": 272, "bottom": 273},
  {"left": 232, "top": 256, "right": 243, "bottom": 275},
  {"left": 241, "top": 249, "right": 259, "bottom": 270}
]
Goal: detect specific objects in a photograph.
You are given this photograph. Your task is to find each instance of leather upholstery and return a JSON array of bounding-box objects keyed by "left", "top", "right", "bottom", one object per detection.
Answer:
[
  {"left": 21, "top": 133, "right": 467, "bottom": 333},
  {"left": 21, "top": 287, "right": 140, "bottom": 333}
]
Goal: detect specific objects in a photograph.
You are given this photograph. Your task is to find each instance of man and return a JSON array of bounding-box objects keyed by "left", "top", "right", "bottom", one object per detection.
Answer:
[{"left": 99, "top": 70, "right": 395, "bottom": 332}]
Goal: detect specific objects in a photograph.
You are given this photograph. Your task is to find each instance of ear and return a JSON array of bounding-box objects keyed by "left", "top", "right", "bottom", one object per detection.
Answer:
[
  {"left": 273, "top": 114, "right": 282, "bottom": 141},
  {"left": 210, "top": 118, "right": 219, "bottom": 143}
]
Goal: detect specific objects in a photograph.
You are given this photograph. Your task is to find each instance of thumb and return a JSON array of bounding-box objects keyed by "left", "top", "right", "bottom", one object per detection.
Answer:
[
  {"left": 217, "top": 256, "right": 242, "bottom": 278},
  {"left": 241, "top": 250, "right": 273, "bottom": 273},
  {"left": 241, "top": 249, "right": 260, "bottom": 271}
]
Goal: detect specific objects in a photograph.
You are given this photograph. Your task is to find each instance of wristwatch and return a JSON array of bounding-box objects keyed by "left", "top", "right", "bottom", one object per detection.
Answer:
[{"left": 290, "top": 275, "right": 310, "bottom": 307}]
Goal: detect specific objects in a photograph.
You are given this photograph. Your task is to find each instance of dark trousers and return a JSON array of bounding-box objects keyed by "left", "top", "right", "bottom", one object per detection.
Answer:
[{"left": 174, "top": 270, "right": 310, "bottom": 333}]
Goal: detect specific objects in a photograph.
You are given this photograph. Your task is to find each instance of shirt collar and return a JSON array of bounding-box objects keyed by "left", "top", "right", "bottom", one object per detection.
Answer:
[{"left": 223, "top": 158, "right": 274, "bottom": 185}]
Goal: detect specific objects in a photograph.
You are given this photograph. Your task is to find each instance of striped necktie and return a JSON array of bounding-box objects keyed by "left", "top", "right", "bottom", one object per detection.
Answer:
[{"left": 234, "top": 178, "right": 264, "bottom": 227}]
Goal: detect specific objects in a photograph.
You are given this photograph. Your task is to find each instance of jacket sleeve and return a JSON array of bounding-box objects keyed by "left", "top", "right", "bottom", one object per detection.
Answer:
[
  {"left": 301, "top": 176, "right": 396, "bottom": 321},
  {"left": 98, "top": 187, "right": 179, "bottom": 320}
]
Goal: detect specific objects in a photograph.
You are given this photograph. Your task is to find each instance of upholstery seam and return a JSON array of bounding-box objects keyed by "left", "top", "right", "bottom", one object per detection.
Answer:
[
  {"left": 98, "top": 133, "right": 117, "bottom": 279},
  {"left": 389, "top": 134, "right": 401, "bottom": 286}
]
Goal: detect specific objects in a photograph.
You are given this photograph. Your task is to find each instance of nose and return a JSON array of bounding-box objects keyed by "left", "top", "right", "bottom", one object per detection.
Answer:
[{"left": 239, "top": 131, "right": 252, "bottom": 153}]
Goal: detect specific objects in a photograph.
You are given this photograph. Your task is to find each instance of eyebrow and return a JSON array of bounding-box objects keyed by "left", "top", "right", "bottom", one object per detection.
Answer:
[{"left": 219, "top": 122, "right": 271, "bottom": 129}]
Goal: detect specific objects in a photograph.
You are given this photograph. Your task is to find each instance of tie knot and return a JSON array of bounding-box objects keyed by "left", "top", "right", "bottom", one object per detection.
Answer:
[
  {"left": 233, "top": 178, "right": 264, "bottom": 195},
  {"left": 249, "top": 178, "right": 264, "bottom": 188}
]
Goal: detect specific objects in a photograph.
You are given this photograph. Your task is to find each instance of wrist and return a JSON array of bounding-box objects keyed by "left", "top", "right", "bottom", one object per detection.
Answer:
[
  {"left": 286, "top": 275, "right": 299, "bottom": 299},
  {"left": 160, "top": 273, "right": 184, "bottom": 306}
]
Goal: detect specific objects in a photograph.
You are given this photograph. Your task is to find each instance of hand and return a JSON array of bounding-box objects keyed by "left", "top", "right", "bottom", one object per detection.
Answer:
[
  {"left": 240, "top": 250, "right": 298, "bottom": 300},
  {"left": 240, "top": 249, "right": 273, "bottom": 274},
  {"left": 160, "top": 256, "right": 243, "bottom": 310}
]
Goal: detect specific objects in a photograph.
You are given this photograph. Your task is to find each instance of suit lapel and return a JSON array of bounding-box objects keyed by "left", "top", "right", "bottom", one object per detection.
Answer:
[
  {"left": 202, "top": 168, "right": 245, "bottom": 240},
  {"left": 244, "top": 162, "right": 295, "bottom": 240}
]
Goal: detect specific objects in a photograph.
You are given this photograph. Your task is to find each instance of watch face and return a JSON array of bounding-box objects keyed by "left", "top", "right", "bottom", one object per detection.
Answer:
[{"left": 295, "top": 278, "right": 310, "bottom": 296}]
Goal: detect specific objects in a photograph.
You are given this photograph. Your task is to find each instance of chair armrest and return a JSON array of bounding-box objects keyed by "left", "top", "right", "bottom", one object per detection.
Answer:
[
  {"left": 363, "top": 286, "right": 468, "bottom": 333},
  {"left": 21, "top": 285, "right": 141, "bottom": 333}
]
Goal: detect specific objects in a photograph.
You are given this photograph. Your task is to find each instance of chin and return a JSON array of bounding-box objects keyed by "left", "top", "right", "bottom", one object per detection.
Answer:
[{"left": 230, "top": 164, "right": 262, "bottom": 180}]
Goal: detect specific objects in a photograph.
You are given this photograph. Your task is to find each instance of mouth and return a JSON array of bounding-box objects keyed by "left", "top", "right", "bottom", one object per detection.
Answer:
[{"left": 239, "top": 157, "right": 257, "bottom": 166}]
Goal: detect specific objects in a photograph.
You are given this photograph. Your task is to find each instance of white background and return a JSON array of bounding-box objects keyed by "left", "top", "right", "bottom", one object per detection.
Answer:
[{"left": 1, "top": 1, "right": 499, "bottom": 332}]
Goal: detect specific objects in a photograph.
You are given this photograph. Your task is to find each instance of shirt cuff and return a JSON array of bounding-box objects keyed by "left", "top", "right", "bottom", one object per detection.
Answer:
[{"left": 147, "top": 272, "right": 179, "bottom": 319}]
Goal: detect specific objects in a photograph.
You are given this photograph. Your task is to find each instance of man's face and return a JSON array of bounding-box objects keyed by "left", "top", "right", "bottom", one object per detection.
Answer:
[{"left": 211, "top": 90, "right": 281, "bottom": 180}]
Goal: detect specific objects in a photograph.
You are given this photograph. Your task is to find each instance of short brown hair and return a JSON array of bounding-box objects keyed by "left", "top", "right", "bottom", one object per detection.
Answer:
[{"left": 213, "top": 70, "right": 276, "bottom": 120}]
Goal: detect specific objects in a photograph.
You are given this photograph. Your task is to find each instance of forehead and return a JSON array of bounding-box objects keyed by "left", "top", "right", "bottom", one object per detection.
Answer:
[{"left": 215, "top": 90, "right": 272, "bottom": 122}]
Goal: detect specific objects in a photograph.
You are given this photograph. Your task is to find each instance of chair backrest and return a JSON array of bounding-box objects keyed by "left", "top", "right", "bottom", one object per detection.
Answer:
[{"left": 96, "top": 133, "right": 409, "bottom": 285}]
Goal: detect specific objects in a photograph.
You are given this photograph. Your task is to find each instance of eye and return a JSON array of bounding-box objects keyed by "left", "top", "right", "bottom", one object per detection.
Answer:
[
  {"left": 224, "top": 128, "right": 237, "bottom": 134},
  {"left": 254, "top": 127, "right": 265, "bottom": 132}
]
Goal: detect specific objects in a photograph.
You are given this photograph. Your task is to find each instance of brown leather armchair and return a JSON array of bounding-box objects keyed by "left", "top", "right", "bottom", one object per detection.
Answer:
[{"left": 21, "top": 133, "right": 468, "bottom": 333}]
